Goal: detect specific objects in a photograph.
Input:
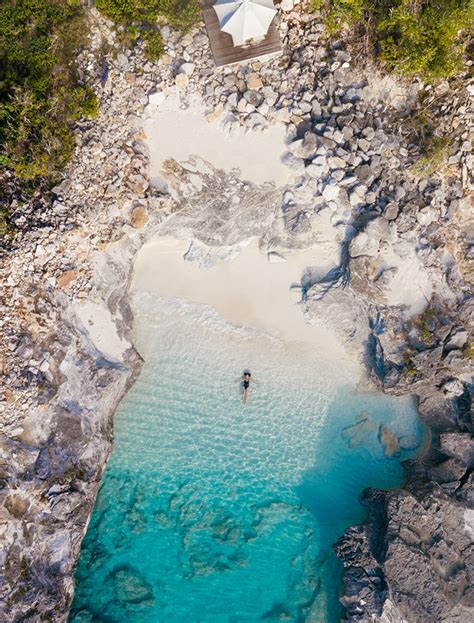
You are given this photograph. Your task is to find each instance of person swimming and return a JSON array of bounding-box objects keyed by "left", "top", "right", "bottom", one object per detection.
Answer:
[{"left": 241, "top": 371, "right": 256, "bottom": 404}]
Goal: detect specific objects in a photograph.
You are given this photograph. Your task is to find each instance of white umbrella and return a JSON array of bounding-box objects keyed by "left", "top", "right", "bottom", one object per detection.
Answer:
[{"left": 213, "top": 0, "right": 277, "bottom": 47}]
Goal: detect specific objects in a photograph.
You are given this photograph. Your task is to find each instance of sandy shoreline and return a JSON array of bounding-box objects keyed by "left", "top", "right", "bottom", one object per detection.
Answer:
[
  {"left": 131, "top": 235, "right": 357, "bottom": 371},
  {"left": 136, "top": 92, "right": 357, "bottom": 369}
]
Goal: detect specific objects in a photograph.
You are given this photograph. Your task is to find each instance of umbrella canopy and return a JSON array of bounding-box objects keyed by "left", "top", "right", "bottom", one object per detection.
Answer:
[{"left": 213, "top": 0, "right": 277, "bottom": 47}]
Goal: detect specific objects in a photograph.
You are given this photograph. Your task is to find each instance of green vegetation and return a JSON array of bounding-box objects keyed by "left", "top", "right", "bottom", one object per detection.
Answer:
[
  {"left": 0, "top": 0, "right": 97, "bottom": 180},
  {"left": 462, "top": 342, "right": 473, "bottom": 359},
  {"left": 0, "top": 0, "right": 200, "bottom": 184},
  {"left": 410, "top": 135, "right": 450, "bottom": 177},
  {"left": 95, "top": 0, "right": 201, "bottom": 60},
  {"left": 142, "top": 29, "right": 165, "bottom": 61},
  {"left": 0, "top": 205, "right": 13, "bottom": 240},
  {"left": 404, "top": 355, "right": 418, "bottom": 375},
  {"left": 0, "top": 0, "right": 200, "bottom": 238},
  {"left": 312, "top": 0, "right": 473, "bottom": 81}
]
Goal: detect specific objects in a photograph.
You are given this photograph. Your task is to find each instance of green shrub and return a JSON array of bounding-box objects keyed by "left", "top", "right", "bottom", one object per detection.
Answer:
[
  {"left": 95, "top": 0, "right": 201, "bottom": 59},
  {"left": 312, "top": 0, "right": 473, "bottom": 81},
  {"left": 410, "top": 136, "right": 450, "bottom": 177},
  {"left": 379, "top": 0, "right": 473, "bottom": 80},
  {"left": 76, "top": 86, "right": 100, "bottom": 120},
  {"left": 159, "top": 0, "right": 201, "bottom": 32},
  {"left": 404, "top": 356, "right": 418, "bottom": 376},
  {"left": 0, "top": 204, "right": 13, "bottom": 240},
  {"left": 142, "top": 29, "right": 165, "bottom": 61},
  {"left": 0, "top": 0, "right": 93, "bottom": 180}
]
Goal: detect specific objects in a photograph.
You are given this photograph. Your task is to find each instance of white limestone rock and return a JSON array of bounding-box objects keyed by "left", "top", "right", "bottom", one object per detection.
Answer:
[
  {"left": 322, "top": 182, "right": 340, "bottom": 202},
  {"left": 148, "top": 91, "right": 166, "bottom": 107}
]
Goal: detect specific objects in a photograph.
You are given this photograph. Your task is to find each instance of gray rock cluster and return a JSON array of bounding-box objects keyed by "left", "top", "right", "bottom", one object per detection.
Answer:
[{"left": 335, "top": 297, "right": 473, "bottom": 621}]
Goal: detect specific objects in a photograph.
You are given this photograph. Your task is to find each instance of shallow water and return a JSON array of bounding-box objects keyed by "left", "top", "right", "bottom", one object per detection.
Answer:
[{"left": 70, "top": 298, "right": 422, "bottom": 623}]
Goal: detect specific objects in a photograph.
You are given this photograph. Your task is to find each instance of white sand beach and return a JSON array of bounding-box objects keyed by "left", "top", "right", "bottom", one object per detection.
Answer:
[
  {"left": 137, "top": 93, "right": 356, "bottom": 365},
  {"left": 144, "top": 93, "right": 294, "bottom": 186},
  {"left": 131, "top": 236, "right": 355, "bottom": 367}
]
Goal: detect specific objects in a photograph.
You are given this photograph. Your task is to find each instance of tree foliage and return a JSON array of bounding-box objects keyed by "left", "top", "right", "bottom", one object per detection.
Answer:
[
  {"left": 0, "top": 0, "right": 97, "bottom": 180},
  {"left": 95, "top": 0, "right": 201, "bottom": 60},
  {"left": 313, "top": 0, "right": 473, "bottom": 81}
]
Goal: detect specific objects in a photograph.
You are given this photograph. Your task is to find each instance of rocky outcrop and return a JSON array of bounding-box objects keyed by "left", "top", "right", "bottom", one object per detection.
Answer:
[
  {"left": 335, "top": 388, "right": 473, "bottom": 622},
  {"left": 334, "top": 295, "right": 473, "bottom": 622}
]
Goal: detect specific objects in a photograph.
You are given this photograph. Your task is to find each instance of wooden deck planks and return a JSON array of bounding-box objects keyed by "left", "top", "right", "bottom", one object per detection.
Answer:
[{"left": 202, "top": 7, "right": 282, "bottom": 67}]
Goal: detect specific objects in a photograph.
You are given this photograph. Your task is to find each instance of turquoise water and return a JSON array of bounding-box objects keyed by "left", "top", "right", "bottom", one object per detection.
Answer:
[{"left": 70, "top": 298, "right": 421, "bottom": 623}]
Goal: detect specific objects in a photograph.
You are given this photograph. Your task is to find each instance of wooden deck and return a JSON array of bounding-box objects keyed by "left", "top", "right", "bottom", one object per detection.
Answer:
[{"left": 202, "top": 7, "right": 282, "bottom": 67}]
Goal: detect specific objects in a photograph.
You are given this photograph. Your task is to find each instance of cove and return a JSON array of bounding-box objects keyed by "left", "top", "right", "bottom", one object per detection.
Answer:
[{"left": 70, "top": 286, "right": 422, "bottom": 622}]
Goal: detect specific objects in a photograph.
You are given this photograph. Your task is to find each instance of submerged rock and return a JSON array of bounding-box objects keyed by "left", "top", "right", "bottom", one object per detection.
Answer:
[
  {"left": 110, "top": 565, "right": 155, "bottom": 607},
  {"left": 378, "top": 425, "right": 401, "bottom": 458},
  {"left": 341, "top": 412, "right": 377, "bottom": 448}
]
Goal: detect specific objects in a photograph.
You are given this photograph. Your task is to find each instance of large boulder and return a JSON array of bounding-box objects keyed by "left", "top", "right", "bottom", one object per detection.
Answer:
[{"left": 439, "top": 432, "right": 473, "bottom": 467}]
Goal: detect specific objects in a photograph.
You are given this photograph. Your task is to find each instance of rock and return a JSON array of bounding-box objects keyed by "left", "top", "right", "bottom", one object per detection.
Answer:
[
  {"left": 334, "top": 491, "right": 388, "bottom": 620},
  {"left": 130, "top": 205, "right": 149, "bottom": 229},
  {"left": 355, "top": 164, "right": 375, "bottom": 186},
  {"left": 429, "top": 458, "right": 467, "bottom": 484},
  {"left": 381, "top": 488, "right": 473, "bottom": 622},
  {"left": 160, "top": 25, "right": 171, "bottom": 39},
  {"left": 227, "top": 92, "right": 239, "bottom": 108},
  {"left": 322, "top": 182, "right": 340, "bottom": 201},
  {"left": 246, "top": 111, "right": 267, "bottom": 129},
  {"left": 206, "top": 102, "right": 225, "bottom": 122},
  {"left": 178, "top": 62, "right": 195, "bottom": 76},
  {"left": 379, "top": 425, "right": 401, "bottom": 457},
  {"left": 291, "top": 132, "right": 317, "bottom": 158},
  {"left": 160, "top": 53, "right": 172, "bottom": 65},
  {"left": 350, "top": 231, "right": 380, "bottom": 258},
  {"left": 116, "top": 53, "right": 129, "bottom": 71},
  {"left": 441, "top": 378, "right": 465, "bottom": 399},
  {"left": 148, "top": 91, "right": 165, "bottom": 107},
  {"left": 384, "top": 202, "right": 399, "bottom": 221},
  {"left": 328, "top": 156, "right": 346, "bottom": 170},
  {"left": 132, "top": 140, "right": 149, "bottom": 157},
  {"left": 341, "top": 412, "right": 377, "bottom": 448},
  {"left": 358, "top": 138, "right": 371, "bottom": 152},
  {"left": 305, "top": 164, "right": 325, "bottom": 178},
  {"left": 110, "top": 565, "right": 154, "bottom": 606},
  {"left": 273, "top": 107, "right": 290, "bottom": 123},
  {"left": 243, "top": 90, "right": 263, "bottom": 107},
  {"left": 127, "top": 173, "right": 148, "bottom": 195},
  {"left": 439, "top": 433, "right": 473, "bottom": 467},
  {"left": 57, "top": 269, "right": 78, "bottom": 288},
  {"left": 5, "top": 494, "right": 29, "bottom": 519},
  {"left": 312, "top": 100, "right": 322, "bottom": 117},
  {"left": 35, "top": 448, "right": 51, "bottom": 479},
  {"left": 444, "top": 329, "right": 468, "bottom": 351},
  {"left": 349, "top": 184, "right": 367, "bottom": 206},
  {"left": 175, "top": 73, "right": 189, "bottom": 88},
  {"left": 362, "top": 127, "right": 375, "bottom": 141},
  {"left": 149, "top": 176, "right": 169, "bottom": 194},
  {"left": 246, "top": 73, "right": 263, "bottom": 90},
  {"left": 281, "top": 152, "right": 305, "bottom": 173},
  {"left": 398, "top": 433, "right": 420, "bottom": 450}
]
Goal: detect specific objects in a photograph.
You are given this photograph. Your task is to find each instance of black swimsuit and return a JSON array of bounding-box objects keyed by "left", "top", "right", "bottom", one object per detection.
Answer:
[{"left": 243, "top": 380, "right": 250, "bottom": 389}]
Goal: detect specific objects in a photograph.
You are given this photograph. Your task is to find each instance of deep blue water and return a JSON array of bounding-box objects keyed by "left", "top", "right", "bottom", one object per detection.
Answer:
[{"left": 70, "top": 299, "right": 421, "bottom": 623}]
